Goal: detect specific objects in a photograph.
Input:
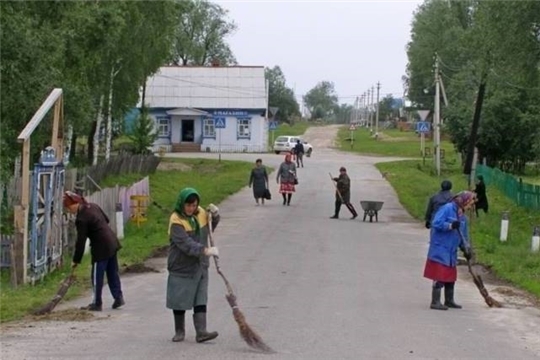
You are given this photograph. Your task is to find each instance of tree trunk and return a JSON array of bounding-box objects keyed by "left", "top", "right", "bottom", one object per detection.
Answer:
[
  {"left": 464, "top": 80, "right": 486, "bottom": 180},
  {"left": 70, "top": 132, "right": 78, "bottom": 162},
  {"left": 92, "top": 95, "right": 105, "bottom": 166},
  {"left": 105, "top": 69, "right": 114, "bottom": 161},
  {"left": 87, "top": 121, "right": 96, "bottom": 165}
]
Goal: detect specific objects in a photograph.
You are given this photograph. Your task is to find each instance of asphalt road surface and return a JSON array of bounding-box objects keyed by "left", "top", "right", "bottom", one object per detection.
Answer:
[{"left": 2, "top": 126, "right": 539, "bottom": 360}]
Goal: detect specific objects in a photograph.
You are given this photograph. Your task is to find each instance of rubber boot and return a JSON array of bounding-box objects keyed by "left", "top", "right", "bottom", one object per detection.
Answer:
[
  {"left": 193, "top": 312, "right": 218, "bottom": 343},
  {"left": 444, "top": 282, "right": 462, "bottom": 309},
  {"left": 172, "top": 311, "right": 185, "bottom": 342},
  {"left": 430, "top": 287, "right": 448, "bottom": 310},
  {"left": 330, "top": 202, "right": 340, "bottom": 219}
]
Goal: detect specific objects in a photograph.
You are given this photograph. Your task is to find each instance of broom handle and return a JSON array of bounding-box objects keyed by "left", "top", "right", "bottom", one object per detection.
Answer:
[
  {"left": 207, "top": 212, "right": 235, "bottom": 295},
  {"left": 329, "top": 173, "right": 345, "bottom": 203}
]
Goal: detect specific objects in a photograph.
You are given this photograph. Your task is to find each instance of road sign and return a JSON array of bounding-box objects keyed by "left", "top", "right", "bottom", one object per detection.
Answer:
[
  {"left": 349, "top": 124, "right": 356, "bottom": 131},
  {"left": 416, "top": 121, "right": 431, "bottom": 133},
  {"left": 269, "top": 121, "right": 278, "bottom": 130},
  {"left": 417, "top": 110, "right": 430, "bottom": 122},
  {"left": 214, "top": 117, "right": 226, "bottom": 129}
]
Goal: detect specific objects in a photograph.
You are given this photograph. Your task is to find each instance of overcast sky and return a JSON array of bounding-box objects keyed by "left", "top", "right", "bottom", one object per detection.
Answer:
[{"left": 216, "top": 0, "right": 424, "bottom": 106}]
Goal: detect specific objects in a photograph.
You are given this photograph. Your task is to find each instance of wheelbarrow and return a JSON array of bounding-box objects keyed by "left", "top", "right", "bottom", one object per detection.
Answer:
[{"left": 359, "top": 201, "right": 384, "bottom": 222}]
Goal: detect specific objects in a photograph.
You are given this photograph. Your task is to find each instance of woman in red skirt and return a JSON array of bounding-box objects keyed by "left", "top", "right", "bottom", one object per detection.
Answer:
[
  {"left": 424, "top": 191, "right": 475, "bottom": 310},
  {"left": 276, "top": 153, "right": 297, "bottom": 206}
]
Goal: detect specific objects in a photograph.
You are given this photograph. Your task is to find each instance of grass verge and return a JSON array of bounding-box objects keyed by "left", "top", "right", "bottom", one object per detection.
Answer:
[
  {"left": 0, "top": 158, "right": 257, "bottom": 323},
  {"left": 268, "top": 121, "right": 311, "bottom": 148},
  {"left": 376, "top": 159, "right": 540, "bottom": 298},
  {"left": 337, "top": 126, "right": 455, "bottom": 158}
]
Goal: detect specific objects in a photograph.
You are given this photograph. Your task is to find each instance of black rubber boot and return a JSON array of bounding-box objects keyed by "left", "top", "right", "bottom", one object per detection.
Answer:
[
  {"left": 193, "top": 313, "right": 218, "bottom": 343},
  {"left": 172, "top": 311, "right": 185, "bottom": 342},
  {"left": 430, "top": 287, "right": 448, "bottom": 310},
  {"left": 444, "top": 282, "right": 462, "bottom": 309},
  {"left": 330, "top": 202, "right": 340, "bottom": 219}
]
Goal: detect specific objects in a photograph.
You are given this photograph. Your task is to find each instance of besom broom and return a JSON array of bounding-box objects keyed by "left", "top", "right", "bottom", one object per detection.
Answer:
[
  {"left": 207, "top": 212, "right": 274, "bottom": 353},
  {"left": 457, "top": 229, "right": 502, "bottom": 308},
  {"left": 32, "top": 268, "right": 76, "bottom": 315}
]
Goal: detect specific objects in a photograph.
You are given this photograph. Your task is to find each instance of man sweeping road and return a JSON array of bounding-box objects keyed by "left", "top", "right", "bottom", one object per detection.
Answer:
[{"left": 330, "top": 167, "right": 358, "bottom": 220}]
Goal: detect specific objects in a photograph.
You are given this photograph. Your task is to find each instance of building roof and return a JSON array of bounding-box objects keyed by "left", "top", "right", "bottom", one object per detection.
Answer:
[{"left": 142, "top": 66, "right": 267, "bottom": 110}]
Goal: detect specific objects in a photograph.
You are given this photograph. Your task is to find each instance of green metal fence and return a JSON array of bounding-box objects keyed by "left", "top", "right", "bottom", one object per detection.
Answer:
[{"left": 476, "top": 165, "right": 540, "bottom": 211}]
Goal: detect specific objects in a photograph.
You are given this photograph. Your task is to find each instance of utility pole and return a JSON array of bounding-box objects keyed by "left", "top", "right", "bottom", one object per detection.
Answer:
[
  {"left": 354, "top": 97, "right": 359, "bottom": 124},
  {"left": 434, "top": 55, "right": 441, "bottom": 176},
  {"left": 370, "top": 87, "right": 375, "bottom": 133},
  {"left": 375, "top": 81, "right": 380, "bottom": 138}
]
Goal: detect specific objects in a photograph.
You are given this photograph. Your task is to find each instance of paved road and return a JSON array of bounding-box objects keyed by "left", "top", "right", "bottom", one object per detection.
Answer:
[{"left": 2, "top": 126, "right": 540, "bottom": 360}]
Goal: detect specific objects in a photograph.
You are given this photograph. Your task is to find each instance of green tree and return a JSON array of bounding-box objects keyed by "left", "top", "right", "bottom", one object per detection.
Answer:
[
  {"left": 303, "top": 81, "right": 339, "bottom": 121},
  {"left": 171, "top": 0, "right": 237, "bottom": 66},
  {"left": 129, "top": 110, "right": 158, "bottom": 155},
  {"left": 265, "top": 66, "right": 299, "bottom": 124}
]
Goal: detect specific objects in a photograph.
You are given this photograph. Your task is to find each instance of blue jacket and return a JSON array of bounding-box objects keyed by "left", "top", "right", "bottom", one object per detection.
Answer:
[{"left": 427, "top": 202, "right": 469, "bottom": 267}]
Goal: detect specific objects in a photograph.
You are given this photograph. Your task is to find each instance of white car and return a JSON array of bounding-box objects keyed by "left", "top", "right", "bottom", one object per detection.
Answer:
[{"left": 273, "top": 135, "right": 313, "bottom": 155}]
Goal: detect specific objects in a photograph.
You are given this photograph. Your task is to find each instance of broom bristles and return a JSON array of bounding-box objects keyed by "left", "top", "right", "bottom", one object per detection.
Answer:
[{"left": 232, "top": 308, "right": 275, "bottom": 353}]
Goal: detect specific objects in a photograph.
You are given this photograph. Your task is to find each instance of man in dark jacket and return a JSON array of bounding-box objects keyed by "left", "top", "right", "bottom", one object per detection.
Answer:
[
  {"left": 294, "top": 139, "right": 304, "bottom": 168},
  {"left": 331, "top": 167, "right": 358, "bottom": 219},
  {"left": 424, "top": 180, "right": 453, "bottom": 229},
  {"left": 64, "top": 191, "right": 124, "bottom": 311}
]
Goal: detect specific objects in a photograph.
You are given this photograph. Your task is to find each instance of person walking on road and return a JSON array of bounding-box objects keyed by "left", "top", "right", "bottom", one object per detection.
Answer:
[
  {"left": 166, "top": 187, "right": 220, "bottom": 343},
  {"left": 294, "top": 139, "right": 305, "bottom": 168},
  {"left": 63, "top": 191, "right": 124, "bottom": 312},
  {"left": 474, "top": 175, "right": 489, "bottom": 217},
  {"left": 276, "top": 153, "right": 297, "bottom": 206},
  {"left": 423, "top": 191, "right": 475, "bottom": 311},
  {"left": 424, "top": 180, "right": 453, "bottom": 229},
  {"left": 249, "top": 159, "right": 269, "bottom": 206},
  {"left": 330, "top": 167, "right": 358, "bottom": 220}
]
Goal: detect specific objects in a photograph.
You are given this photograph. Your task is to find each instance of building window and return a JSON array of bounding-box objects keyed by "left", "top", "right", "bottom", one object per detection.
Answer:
[
  {"left": 237, "top": 117, "right": 251, "bottom": 140},
  {"left": 156, "top": 117, "right": 170, "bottom": 137},
  {"left": 203, "top": 118, "right": 216, "bottom": 138}
]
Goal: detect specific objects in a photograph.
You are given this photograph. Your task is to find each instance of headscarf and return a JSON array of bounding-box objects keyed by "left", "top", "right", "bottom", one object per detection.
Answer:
[
  {"left": 174, "top": 187, "right": 201, "bottom": 235},
  {"left": 285, "top": 153, "right": 292, "bottom": 163},
  {"left": 452, "top": 191, "right": 476, "bottom": 210},
  {"left": 63, "top": 191, "right": 86, "bottom": 208}
]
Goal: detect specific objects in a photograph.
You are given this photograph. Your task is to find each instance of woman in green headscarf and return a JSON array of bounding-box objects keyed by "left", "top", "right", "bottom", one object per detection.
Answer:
[{"left": 166, "top": 187, "right": 220, "bottom": 343}]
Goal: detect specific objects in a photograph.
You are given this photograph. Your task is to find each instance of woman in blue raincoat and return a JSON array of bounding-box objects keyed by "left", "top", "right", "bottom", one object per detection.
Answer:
[{"left": 423, "top": 191, "right": 475, "bottom": 310}]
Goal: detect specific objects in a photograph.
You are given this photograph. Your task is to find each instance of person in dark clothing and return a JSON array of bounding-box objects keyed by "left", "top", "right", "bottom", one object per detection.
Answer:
[
  {"left": 167, "top": 188, "right": 220, "bottom": 343},
  {"left": 474, "top": 175, "right": 489, "bottom": 217},
  {"left": 294, "top": 140, "right": 305, "bottom": 168},
  {"left": 425, "top": 180, "right": 453, "bottom": 229},
  {"left": 63, "top": 191, "right": 124, "bottom": 311},
  {"left": 330, "top": 167, "right": 358, "bottom": 219},
  {"left": 249, "top": 159, "right": 269, "bottom": 206}
]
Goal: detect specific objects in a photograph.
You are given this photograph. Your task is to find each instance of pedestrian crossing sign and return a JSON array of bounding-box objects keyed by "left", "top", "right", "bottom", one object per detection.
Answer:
[
  {"left": 269, "top": 121, "right": 278, "bottom": 130},
  {"left": 214, "top": 117, "right": 226, "bottom": 129},
  {"left": 416, "top": 121, "right": 430, "bottom": 133}
]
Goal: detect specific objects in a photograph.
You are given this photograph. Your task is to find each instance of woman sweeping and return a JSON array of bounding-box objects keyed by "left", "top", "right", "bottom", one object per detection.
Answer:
[
  {"left": 249, "top": 159, "right": 269, "bottom": 206},
  {"left": 423, "top": 191, "right": 474, "bottom": 310},
  {"left": 276, "top": 153, "right": 297, "bottom": 206},
  {"left": 166, "top": 187, "right": 220, "bottom": 343}
]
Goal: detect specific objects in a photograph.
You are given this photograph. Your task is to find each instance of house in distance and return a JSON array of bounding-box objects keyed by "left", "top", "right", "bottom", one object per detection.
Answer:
[{"left": 139, "top": 63, "right": 270, "bottom": 153}]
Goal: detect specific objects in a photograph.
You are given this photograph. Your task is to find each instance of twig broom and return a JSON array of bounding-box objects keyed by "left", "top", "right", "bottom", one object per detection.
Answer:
[
  {"left": 207, "top": 212, "right": 274, "bottom": 353},
  {"left": 457, "top": 229, "right": 502, "bottom": 308},
  {"left": 32, "top": 268, "right": 76, "bottom": 315}
]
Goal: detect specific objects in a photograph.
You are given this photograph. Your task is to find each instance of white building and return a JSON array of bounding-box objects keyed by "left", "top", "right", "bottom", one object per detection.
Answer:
[{"left": 142, "top": 65, "right": 269, "bottom": 153}]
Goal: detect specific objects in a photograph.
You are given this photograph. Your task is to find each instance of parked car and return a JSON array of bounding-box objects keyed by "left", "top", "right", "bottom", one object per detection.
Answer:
[{"left": 273, "top": 135, "right": 313, "bottom": 155}]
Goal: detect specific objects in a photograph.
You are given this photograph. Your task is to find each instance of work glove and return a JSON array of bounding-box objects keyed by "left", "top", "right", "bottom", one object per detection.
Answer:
[
  {"left": 425, "top": 221, "right": 431, "bottom": 229},
  {"left": 206, "top": 203, "right": 219, "bottom": 215},
  {"left": 450, "top": 220, "right": 460, "bottom": 230},
  {"left": 204, "top": 246, "right": 219, "bottom": 257}
]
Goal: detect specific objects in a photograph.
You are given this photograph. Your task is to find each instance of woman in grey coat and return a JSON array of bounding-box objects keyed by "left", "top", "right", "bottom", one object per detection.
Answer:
[
  {"left": 166, "top": 187, "right": 220, "bottom": 343},
  {"left": 276, "top": 153, "right": 297, "bottom": 206},
  {"left": 249, "top": 159, "right": 269, "bottom": 205}
]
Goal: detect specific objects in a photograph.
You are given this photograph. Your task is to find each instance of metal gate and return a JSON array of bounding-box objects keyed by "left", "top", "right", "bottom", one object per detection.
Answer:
[{"left": 28, "top": 147, "right": 67, "bottom": 282}]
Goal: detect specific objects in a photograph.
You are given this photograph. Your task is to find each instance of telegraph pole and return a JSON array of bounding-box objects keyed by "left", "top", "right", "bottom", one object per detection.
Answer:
[
  {"left": 375, "top": 81, "right": 380, "bottom": 138},
  {"left": 434, "top": 56, "right": 441, "bottom": 176},
  {"left": 370, "top": 86, "right": 375, "bottom": 132}
]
